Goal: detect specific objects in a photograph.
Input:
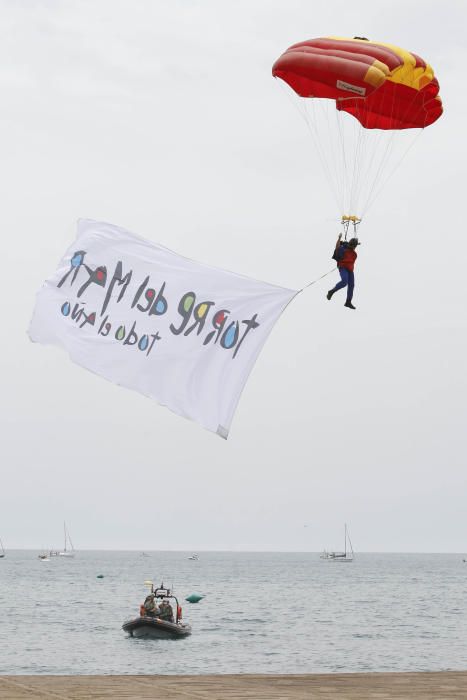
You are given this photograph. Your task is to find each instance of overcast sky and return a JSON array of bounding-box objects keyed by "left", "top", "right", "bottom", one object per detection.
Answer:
[{"left": 1, "top": 0, "right": 465, "bottom": 552}]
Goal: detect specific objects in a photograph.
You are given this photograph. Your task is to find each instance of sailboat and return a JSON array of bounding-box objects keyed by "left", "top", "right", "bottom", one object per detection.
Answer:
[
  {"left": 0, "top": 538, "right": 5, "bottom": 558},
  {"left": 320, "top": 523, "right": 354, "bottom": 562},
  {"left": 58, "top": 522, "right": 75, "bottom": 557}
]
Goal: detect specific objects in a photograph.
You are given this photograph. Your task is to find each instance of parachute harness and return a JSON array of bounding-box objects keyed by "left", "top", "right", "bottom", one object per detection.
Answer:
[
  {"left": 341, "top": 214, "right": 361, "bottom": 241},
  {"left": 300, "top": 216, "right": 361, "bottom": 291}
]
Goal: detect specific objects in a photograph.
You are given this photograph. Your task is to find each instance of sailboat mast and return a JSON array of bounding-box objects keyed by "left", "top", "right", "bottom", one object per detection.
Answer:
[{"left": 347, "top": 528, "right": 355, "bottom": 558}]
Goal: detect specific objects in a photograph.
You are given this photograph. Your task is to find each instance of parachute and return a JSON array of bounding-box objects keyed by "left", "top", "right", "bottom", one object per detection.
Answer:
[{"left": 272, "top": 37, "right": 443, "bottom": 233}]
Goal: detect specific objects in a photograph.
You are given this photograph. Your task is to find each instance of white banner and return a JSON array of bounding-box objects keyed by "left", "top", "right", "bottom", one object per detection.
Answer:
[{"left": 29, "top": 220, "right": 298, "bottom": 438}]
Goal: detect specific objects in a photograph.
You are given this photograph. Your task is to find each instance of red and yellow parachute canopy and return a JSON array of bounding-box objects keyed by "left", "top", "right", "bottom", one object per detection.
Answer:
[
  {"left": 272, "top": 37, "right": 442, "bottom": 224},
  {"left": 272, "top": 36, "right": 442, "bottom": 130}
]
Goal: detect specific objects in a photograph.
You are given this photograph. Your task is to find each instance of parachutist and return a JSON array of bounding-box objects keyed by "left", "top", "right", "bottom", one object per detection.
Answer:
[{"left": 327, "top": 234, "right": 359, "bottom": 309}]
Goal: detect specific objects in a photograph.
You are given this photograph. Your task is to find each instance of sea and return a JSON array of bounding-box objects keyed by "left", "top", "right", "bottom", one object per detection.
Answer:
[{"left": 0, "top": 551, "right": 466, "bottom": 675}]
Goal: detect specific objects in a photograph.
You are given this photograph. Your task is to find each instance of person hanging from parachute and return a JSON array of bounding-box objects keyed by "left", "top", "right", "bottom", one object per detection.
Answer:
[
  {"left": 272, "top": 36, "right": 443, "bottom": 308},
  {"left": 327, "top": 234, "right": 360, "bottom": 309}
]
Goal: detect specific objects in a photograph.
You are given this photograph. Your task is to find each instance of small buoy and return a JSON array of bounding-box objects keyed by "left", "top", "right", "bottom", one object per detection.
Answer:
[
  {"left": 96, "top": 574, "right": 104, "bottom": 579},
  {"left": 185, "top": 593, "right": 203, "bottom": 604}
]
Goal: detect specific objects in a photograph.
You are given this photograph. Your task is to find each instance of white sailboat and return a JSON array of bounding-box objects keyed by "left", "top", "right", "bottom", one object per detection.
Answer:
[
  {"left": 320, "top": 523, "right": 354, "bottom": 562},
  {"left": 0, "top": 538, "right": 5, "bottom": 559},
  {"left": 58, "top": 522, "right": 75, "bottom": 557}
]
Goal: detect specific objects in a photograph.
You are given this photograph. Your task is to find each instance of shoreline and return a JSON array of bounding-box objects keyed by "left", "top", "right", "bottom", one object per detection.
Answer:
[{"left": 1, "top": 672, "right": 467, "bottom": 699}]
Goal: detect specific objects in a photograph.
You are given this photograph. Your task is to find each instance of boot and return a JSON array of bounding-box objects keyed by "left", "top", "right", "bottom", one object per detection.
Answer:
[
  {"left": 344, "top": 301, "right": 356, "bottom": 310},
  {"left": 326, "top": 290, "right": 334, "bottom": 300}
]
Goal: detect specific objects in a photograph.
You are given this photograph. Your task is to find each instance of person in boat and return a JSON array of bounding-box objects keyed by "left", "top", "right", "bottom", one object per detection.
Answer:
[
  {"left": 327, "top": 234, "right": 360, "bottom": 310},
  {"left": 158, "top": 600, "right": 174, "bottom": 623},
  {"left": 143, "top": 593, "right": 160, "bottom": 618}
]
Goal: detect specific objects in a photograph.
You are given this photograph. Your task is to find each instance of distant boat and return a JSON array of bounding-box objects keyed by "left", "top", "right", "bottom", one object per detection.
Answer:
[
  {"left": 38, "top": 551, "right": 51, "bottom": 561},
  {"left": 58, "top": 522, "right": 75, "bottom": 558},
  {"left": 188, "top": 553, "right": 199, "bottom": 561},
  {"left": 320, "top": 524, "right": 354, "bottom": 562},
  {"left": 0, "top": 538, "right": 5, "bottom": 559}
]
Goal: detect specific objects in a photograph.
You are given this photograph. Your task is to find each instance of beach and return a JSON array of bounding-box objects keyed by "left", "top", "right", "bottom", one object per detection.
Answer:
[{"left": 2, "top": 673, "right": 467, "bottom": 699}]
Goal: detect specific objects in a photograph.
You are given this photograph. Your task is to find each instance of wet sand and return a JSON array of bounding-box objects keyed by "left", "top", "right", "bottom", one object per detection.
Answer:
[{"left": 1, "top": 673, "right": 467, "bottom": 699}]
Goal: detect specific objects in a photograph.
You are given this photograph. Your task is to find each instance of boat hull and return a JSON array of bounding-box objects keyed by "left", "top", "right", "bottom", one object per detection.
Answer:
[
  {"left": 324, "top": 557, "right": 353, "bottom": 562},
  {"left": 122, "top": 616, "right": 192, "bottom": 639}
]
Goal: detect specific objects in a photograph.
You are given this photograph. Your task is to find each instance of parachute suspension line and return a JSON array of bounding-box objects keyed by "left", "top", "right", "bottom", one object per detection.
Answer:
[
  {"left": 359, "top": 130, "right": 396, "bottom": 215},
  {"left": 362, "top": 74, "right": 430, "bottom": 215},
  {"left": 305, "top": 99, "right": 342, "bottom": 214},
  {"left": 346, "top": 99, "right": 362, "bottom": 215},
  {"left": 317, "top": 98, "right": 344, "bottom": 215},
  {"left": 335, "top": 109, "right": 348, "bottom": 212},
  {"left": 351, "top": 99, "right": 377, "bottom": 215},
  {"left": 338, "top": 100, "right": 364, "bottom": 238},
  {"left": 335, "top": 106, "right": 349, "bottom": 215},
  {"left": 349, "top": 97, "right": 387, "bottom": 218},
  {"left": 335, "top": 99, "right": 374, "bottom": 223},
  {"left": 360, "top": 70, "right": 412, "bottom": 215},
  {"left": 349, "top": 110, "right": 366, "bottom": 214},
  {"left": 353, "top": 119, "right": 387, "bottom": 216},
  {"left": 359, "top": 77, "right": 425, "bottom": 217},
  {"left": 359, "top": 77, "right": 401, "bottom": 215},
  {"left": 340, "top": 78, "right": 404, "bottom": 218},
  {"left": 348, "top": 113, "right": 360, "bottom": 213},
  {"left": 361, "top": 129, "right": 423, "bottom": 218},
  {"left": 278, "top": 79, "right": 416, "bottom": 230},
  {"left": 276, "top": 79, "right": 342, "bottom": 214}
]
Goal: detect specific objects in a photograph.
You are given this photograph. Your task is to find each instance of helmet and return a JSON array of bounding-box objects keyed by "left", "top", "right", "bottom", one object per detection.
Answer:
[{"left": 348, "top": 238, "right": 359, "bottom": 248}]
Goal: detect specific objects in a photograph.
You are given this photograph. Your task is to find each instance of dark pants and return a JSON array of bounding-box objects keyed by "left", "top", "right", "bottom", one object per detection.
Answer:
[{"left": 331, "top": 268, "right": 354, "bottom": 302}]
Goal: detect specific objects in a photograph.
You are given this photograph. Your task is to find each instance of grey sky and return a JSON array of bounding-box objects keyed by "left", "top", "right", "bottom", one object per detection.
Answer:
[{"left": 1, "top": 0, "right": 465, "bottom": 552}]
